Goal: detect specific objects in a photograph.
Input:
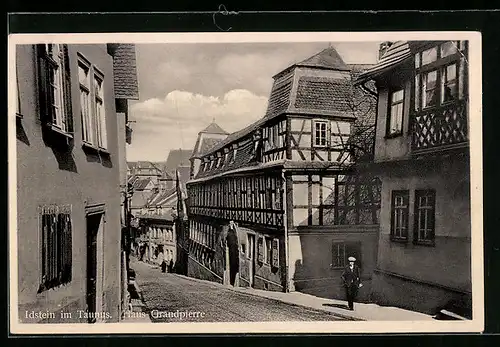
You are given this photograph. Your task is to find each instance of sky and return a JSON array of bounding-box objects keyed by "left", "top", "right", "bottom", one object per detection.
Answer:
[{"left": 126, "top": 41, "right": 381, "bottom": 162}]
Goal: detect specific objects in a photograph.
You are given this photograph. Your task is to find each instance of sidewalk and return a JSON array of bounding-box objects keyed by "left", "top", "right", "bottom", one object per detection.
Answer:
[
  {"left": 121, "top": 266, "right": 153, "bottom": 323},
  {"left": 174, "top": 273, "right": 435, "bottom": 321}
]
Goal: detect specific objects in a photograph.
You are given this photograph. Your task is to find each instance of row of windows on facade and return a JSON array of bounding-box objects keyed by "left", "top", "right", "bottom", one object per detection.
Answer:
[
  {"left": 188, "top": 175, "right": 284, "bottom": 212},
  {"left": 145, "top": 226, "right": 175, "bottom": 241},
  {"left": 391, "top": 189, "right": 436, "bottom": 244},
  {"left": 30, "top": 44, "right": 109, "bottom": 151},
  {"left": 292, "top": 174, "right": 381, "bottom": 226},
  {"left": 386, "top": 40, "right": 466, "bottom": 137},
  {"left": 198, "top": 119, "right": 348, "bottom": 175},
  {"left": 188, "top": 174, "right": 382, "bottom": 227}
]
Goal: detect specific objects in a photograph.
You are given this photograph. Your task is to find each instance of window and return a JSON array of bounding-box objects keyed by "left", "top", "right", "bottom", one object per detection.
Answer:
[
  {"left": 441, "top": 63, "right": 458, "bottom": 103},
  {"left": 390, "top": 190, "right": 409, "bottom": 241},
  {"left": 79, "top": 60, "right": 92, "bottom": 143},
  {"left": 78, "top": 54, "right": 107, "bottom": 150},
  {"left": 314, "top": 120, "right": 328, "bottom": 147},
  {"left": 415, "top": 41, "right": 462, "bottom": 110},
  {"left": 265, "top": 237, "right": 272, "bottom": 264},
  {"left": 38, "top": 205, "right": 72, "bottom": 293},
  {"left": 414, "top": 190, "right": 436, "bottom": 244},
  {"left": 387, "top": 89, "right": 404, "bottom": 136},
  {"left": 331, "top": 242, "right": 362, "bottom": 269},
  {"left": 331, "top": 242, "right": 346, "bottom": 268},
  {"left": 94, "top": 72, "right": 107, "bottom": 149},
  {"left": 37, "top": 44, "right": 73, "bottom": 135}
]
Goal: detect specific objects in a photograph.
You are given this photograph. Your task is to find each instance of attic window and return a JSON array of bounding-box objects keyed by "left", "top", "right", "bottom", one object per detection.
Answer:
[{"left": 230, "top": 144, "right": 238, "bottom": 164}]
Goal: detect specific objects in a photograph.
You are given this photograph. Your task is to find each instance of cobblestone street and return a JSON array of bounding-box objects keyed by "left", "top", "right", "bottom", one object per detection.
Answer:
[{"left": 131, "top": 259, "right": 347, "bottom": 322}]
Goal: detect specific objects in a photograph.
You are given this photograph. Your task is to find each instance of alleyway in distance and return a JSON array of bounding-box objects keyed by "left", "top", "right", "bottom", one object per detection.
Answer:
[{"left": 131, "top": 259, "right": 347, "bottom": 322}]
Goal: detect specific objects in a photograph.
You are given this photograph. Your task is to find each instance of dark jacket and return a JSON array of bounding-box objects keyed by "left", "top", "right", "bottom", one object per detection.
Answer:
[{"left": 341, "top": 264, "right": 361, "bottom": 287}]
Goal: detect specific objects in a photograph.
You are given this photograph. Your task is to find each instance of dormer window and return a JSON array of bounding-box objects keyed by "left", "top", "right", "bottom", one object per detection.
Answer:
[
  {"left": 414, "top": 41, "right": 463, "bottom": 111},
  {"left": 216, "top": 153, "right": 222, "bottom": 168}
]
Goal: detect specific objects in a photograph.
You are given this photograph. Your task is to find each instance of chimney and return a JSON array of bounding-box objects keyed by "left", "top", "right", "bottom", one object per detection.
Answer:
[{"left": 379, "top": 41, "right": 394, "bottom": 60}]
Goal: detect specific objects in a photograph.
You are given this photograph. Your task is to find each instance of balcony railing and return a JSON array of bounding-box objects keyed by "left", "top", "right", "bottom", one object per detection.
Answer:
[{"left": 411, "top": 99, "right": 468, "bottom": 153}]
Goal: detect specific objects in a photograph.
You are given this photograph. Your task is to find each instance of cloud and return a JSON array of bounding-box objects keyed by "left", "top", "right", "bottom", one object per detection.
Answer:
[{"left": 126, "top": 89, "right": 268, "bottom": 162}]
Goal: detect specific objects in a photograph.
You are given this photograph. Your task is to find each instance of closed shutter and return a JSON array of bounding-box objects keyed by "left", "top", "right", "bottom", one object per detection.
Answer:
[{"left": 36, "top": 45, "right": 51, "bottom": 126}]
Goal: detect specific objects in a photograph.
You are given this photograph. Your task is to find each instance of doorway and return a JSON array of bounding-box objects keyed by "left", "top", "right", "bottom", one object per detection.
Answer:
[
  {"left": 247, "top": 234, "right": 255, "bottom": 287},
  {"left": 86, "top": 212, "right": 105, "bottom": 323}
]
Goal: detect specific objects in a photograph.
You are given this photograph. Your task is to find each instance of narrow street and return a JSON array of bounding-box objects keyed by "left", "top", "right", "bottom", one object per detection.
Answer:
[{"left": 131, "top": 259, "right": 347, "bottom": 322}]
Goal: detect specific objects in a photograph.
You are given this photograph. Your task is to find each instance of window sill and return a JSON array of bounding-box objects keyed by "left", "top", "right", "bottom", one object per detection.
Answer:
[
  {"left": 98, "top": 147, "right": 110, "bottom": 156},
  {"left": 82, "top": 142, "right": 99, "bottom": 152},
  {"left": 47, "top": 124, "right": 74, "bottom": 139},
  {"left": 390, "top": 237, "right": 408, "bottom": 244},
  {"left": 413, "top": 240, "right": 435, "bottom": 247},
  {"left": 384, "top": 132, "right": 403, "bottom": 139}
]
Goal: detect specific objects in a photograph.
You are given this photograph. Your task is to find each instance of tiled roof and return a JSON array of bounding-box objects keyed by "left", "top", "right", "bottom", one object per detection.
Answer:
[
  {"left": 200, "top": 122, "right": 229, "bottom": 135},
  {"left": 111, "top": 44, "right": 139, "bottom": 100},
  {"left": 354, "top": 41, "right": 412, "bottom": 85},
  {"left": 164, "top": 149, "right": 192, "bottom": 173},
  {"left": 195, "top": 136, "right": 258, "bottom": 179},
  {"left": 147, "top": 187, "right": 177, "bottom": 207},
  {"left": 133, "top": 178, "right": 153, "bottom": 190},
  {"left": 294, "top": 76, "right": 354, "bottom": 114},
  {"left": 264, "top": 72, "right": 294, "bottom": 119},
  {"left": 130, "top": 191, "right": 153, "bottom": 208},
  {"left": 296, "top": 47, "right": 350, "bottom": 71}
]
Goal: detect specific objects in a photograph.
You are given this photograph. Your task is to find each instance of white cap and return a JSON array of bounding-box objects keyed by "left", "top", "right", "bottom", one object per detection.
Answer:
[{"left": 348, "top": 256, "right": 356, "bottom": 262}]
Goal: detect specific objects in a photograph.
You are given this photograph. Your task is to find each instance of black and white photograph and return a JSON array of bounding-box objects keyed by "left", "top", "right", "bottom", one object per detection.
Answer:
[{"left": 8, "top": 32, "right": 483, "bottom": 334}]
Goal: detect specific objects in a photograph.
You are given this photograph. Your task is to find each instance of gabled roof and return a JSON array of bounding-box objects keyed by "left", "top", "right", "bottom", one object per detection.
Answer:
[
  {"left": 200, "top": 122, "right": 229, "bottom": 135},
  {"left": 164, "top": 149, "right": 192, "bottom": 174},
  {"left": 354, "top": 41, "right": 412, "bottom": 85}
]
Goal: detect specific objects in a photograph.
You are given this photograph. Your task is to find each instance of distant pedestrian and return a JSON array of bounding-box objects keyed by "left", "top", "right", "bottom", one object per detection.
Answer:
[
  {"left": 341, "top": 256, "right": 362, "bottom": 310},
  {"left": 168, "top": 259, "right": 174, "bottom": 273},
  {"left": 161, "top": 259, "right": 167, "bottom": 273}
]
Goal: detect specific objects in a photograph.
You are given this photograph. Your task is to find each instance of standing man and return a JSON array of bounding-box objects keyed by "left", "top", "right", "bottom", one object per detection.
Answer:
[{"left": 341, "top": 256, "right": 362, "bottom": 310}]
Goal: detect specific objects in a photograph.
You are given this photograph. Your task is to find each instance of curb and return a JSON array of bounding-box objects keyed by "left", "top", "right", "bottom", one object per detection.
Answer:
[{"left": 171, "top": 273, "right": 363, "bottom": 321}]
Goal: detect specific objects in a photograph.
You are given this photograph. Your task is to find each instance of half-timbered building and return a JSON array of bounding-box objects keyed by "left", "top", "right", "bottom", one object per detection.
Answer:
[
  {"left": 185, "top": 47, "right": 381, "bottom": 299},
  {"left": 355, "top": 41, "right": 471, "bottom": 317}
]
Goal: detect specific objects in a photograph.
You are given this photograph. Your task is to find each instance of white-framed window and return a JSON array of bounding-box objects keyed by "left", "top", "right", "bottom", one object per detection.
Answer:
[
  {"left": 390, "top": 190, "right": 409, "bottom": 241},
  {"left": 37, "top": 44, "right": 73, "bottom": 135},
  {"left": 413, "top": 190, "right": 436, "bottom": 245},
  {"left": 78, "top": 58, "right": 92, "bottom": 143},
  {"left": 313, "top": 120, "right": 328, "bottom": 147},
  {"left": 78, "top": 53, "right": 107, "bottom": 150},
  {"left": 387, "top": 89, "right": 404, "bottom": 136},
  {"left": 94, "top": 71, "right": 107, "bottom": 149},
  {"left": 415, "top": 41, "right": 463, "bottom": 110}
]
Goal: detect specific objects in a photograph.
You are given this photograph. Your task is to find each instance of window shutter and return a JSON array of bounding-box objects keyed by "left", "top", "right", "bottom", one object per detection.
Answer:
[
  {"left": 272, "top": 238, "right": 279, "bottom": 268},
  {"left": 257, "top": 237, "right": 264, "bottom": 263},
  {"left": 62, "top": 44, "right": 74, "bottom": 133},
  {"left": 36, "top": 45, "right": 51, "bottom": 126}
]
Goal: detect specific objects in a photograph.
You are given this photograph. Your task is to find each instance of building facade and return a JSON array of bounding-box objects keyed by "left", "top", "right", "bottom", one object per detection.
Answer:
[
  {"left": 16, "top": 43, "right": 137, "bottom": 323},
  {"left": 355, "top": 40, "right": 471, "bottom": 316},
  {"left": 185, "top": 47, "right": 381, "bottom": 300}
]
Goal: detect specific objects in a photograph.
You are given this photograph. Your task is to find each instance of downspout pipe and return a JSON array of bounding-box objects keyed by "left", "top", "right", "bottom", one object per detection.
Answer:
[{"left": 281, "top": 169, "right": 289, "bottom": 293}]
